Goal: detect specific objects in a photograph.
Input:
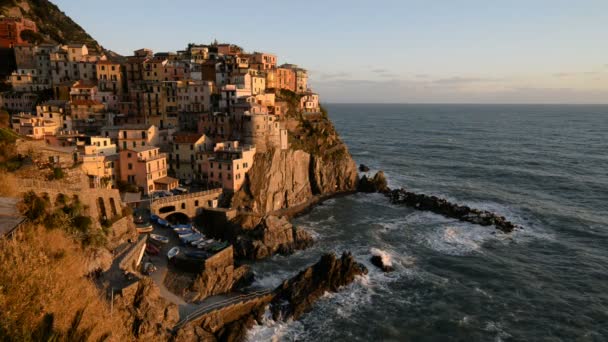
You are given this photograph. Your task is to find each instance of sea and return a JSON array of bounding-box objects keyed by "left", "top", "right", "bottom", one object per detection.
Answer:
[{"left": 246, "top": 104, "right": 608, "bottom": 341}]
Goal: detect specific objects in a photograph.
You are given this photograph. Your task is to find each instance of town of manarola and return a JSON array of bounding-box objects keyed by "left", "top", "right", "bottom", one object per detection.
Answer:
[{"left": 0, "top": 0, "right": 607, "bottom": 341}]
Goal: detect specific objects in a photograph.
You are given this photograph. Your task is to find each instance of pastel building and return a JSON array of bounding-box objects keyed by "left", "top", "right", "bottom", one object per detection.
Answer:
[
  {"left": 119, "top": 146, "right": 177, "bottom": 195},
  {"left": 299, "top": 92, "right": 320, "bottom": 113},
  {"left": 169, "top": 133, "right": 213, "bottom": 180},
  {"left": 11, "top": 113, "right": 60, "bottom": 139},
  {"left": 206, "top": 141, "right": 256, "bottom": 191},
  {"left": 242, "top": 113, "right": 288, "bottom": 152},
  {"left": 101, "top": 124, "right": 160, "bottom": 150}
]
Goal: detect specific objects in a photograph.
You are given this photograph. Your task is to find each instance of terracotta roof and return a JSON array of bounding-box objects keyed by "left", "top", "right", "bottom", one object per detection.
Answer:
[
  {"left": 71, "top": 99, "right": 103, "bottom": 106},
  {"left": 72, "top": 81, "right": 97, "bottom": 89},
  {"left": 173, "top": 133, "right": 204, "bottom": 144},
  {"left": 154, "top": 176, "right": 178, "bottom": 185}
]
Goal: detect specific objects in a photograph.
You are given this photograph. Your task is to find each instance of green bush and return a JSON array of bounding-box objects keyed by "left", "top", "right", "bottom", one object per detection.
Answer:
[
  {"left": 47, "top": 167, "right": 65, "bottom": 180},
  {"left": 72, "top": 216, "right": 92, "bottom": 233}
]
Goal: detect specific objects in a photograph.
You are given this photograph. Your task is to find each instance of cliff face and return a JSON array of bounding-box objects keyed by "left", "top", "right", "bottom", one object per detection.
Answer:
[
  {"left": 234, "top": 215, "right": 314, "bottom": 260},
  {"left": 232, "top": 115, "right": 358, "bottom": 216}
]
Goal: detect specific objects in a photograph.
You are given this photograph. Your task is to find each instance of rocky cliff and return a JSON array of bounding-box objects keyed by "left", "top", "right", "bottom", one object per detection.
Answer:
[
  {"left": 234, "top": 215, "right": 314, "bottom": 260},
  {"left": 232, "top": 113, "right": 358, "bottom": 216},
  {"left": 114, "top": 278, "right": 179, "bottom": 340}
]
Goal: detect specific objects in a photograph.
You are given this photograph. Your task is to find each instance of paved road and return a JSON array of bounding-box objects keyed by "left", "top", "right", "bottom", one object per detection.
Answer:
[{"left": 173, "top": 289, "right": 274, "bottom": 331}]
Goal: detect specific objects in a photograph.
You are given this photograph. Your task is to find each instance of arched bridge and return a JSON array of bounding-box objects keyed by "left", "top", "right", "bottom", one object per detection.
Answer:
[{"left": 150, "top": 188, "right": 223, "bottom": 220}]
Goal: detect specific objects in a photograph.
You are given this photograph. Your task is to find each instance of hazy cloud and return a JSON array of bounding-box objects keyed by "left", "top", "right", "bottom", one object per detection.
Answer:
[
  {"left": 311, "top": 78, "right": 608, "bottom": 104},
  {"left": 318, "top": 71, "right": 351, "bottom": 80},
  {"left": 432, "top": 76, "right": 502, "bottom": 85},
  {"left": 415, "top": 74, "right": 430, "bottom": 78}
]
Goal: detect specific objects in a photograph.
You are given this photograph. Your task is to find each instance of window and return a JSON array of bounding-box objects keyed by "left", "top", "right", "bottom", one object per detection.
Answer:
[
  {"left": 127, "top": 153, "right": 132, "bottom": 158},
  {"left": 194, "top": 200, "right": 199, "bottom": 207},
  {"left": 181, "top": 203, "right": 186, "bottom": 209},
  {"left": 128, "top": 163, "right": 133, "bottom": 170}
]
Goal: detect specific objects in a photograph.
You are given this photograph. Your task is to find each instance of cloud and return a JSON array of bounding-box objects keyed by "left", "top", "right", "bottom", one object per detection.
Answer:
[
  {"left": 311, "top": 77, "right": 608, "bottom": 104},
  {"left": 318, "top": 71, "right": 351, "bottom": 80},
  {"left": 415, "top": 74, "right": 430, "bottom": 78},
  {"left": 432, "top": 76, "right": 503, "bottom": 85}
]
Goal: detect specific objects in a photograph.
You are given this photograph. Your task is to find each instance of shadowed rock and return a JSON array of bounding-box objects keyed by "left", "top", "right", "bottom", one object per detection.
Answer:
[{"left": 270, "top": 252, "right": 368, "bottom": 321}]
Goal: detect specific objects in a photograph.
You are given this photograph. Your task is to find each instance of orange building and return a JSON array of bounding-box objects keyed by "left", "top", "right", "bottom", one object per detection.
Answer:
[{"left": 0, "top": 17, "right": 37, "bottom": 48}]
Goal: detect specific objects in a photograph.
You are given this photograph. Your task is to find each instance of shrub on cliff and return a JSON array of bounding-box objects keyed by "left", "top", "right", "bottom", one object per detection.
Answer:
[{"left": 0, "top": 225, "right": 128, "bottom": 340}]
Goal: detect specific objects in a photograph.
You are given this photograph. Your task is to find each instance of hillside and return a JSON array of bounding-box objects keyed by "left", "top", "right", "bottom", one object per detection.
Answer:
[{"left": 0, "top": 0, "right": 100, "bottom": 50}]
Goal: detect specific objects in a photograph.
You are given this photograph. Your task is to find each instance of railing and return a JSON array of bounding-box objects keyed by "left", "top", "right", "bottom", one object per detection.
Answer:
[
  {"left": 173, "top": 289, "right": 273, "bottom": 331},
  {"left": 151, "top": 188, "right": 223, "bottom": 205}
]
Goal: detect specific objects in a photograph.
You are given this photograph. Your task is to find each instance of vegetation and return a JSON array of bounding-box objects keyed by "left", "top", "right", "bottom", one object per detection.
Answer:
[
  {"left": 19, "top": 191, "right": 107, "bottom": 247},
  {"left": 20, "top": 29, "right": 44, "bottom": 44},
  {"left": 0, "top": 225, "right": 129, "bottom": 341},
  {"left": 47, "top": 166, "right": 65, "bottom": 180},
  {"left": 116, "top": 180, "right": 139, "bottom": 193}
]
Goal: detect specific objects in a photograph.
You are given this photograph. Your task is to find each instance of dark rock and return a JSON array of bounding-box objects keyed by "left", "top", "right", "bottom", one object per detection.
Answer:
[
  {"left": 234, "top": 215, "right": 314, "bottom": 260},
  {"left": 357, "top": 171, "right": 389, "bottom": 193},
  {"left": 386, "top": 187, "right": 519, "bottom": 233},
  {"left": 359, "top": 164, "right": 370, "bottom": 172},
  {"left": 271, "top": 252, "right": 367, "bottom": 321},
  {"left": 370, "top": 255, "right": 394, "bottom": 272}
]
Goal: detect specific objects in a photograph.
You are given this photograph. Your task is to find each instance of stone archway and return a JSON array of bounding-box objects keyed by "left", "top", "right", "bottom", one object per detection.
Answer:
[{"left": 166, "top": 212, "right": 189, "bottom": 225}]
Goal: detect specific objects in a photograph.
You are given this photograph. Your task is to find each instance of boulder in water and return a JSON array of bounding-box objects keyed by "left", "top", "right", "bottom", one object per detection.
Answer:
[
  {"left": 359, "top": 164, "right": 370, "bottom": 172},
  {"left": 357, "top": 171, "right": 389, "bottom": 193},
  {"left": 271, "top": 252, "right": 367, "bottom": 321},
  {"left": 370, "top": 248, "right": 394, "bottom": 272}
]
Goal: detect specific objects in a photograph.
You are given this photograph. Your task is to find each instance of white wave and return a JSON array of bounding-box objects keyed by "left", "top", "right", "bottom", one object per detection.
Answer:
[
  {"left": 246, "top": 309, "right": 305, "bottom": 342},
  {"left": 419, "top": 223, "right": 499, "bottom": 256},
  {"left": 370, "top": 247, "right": 393, "bottom": 268}
]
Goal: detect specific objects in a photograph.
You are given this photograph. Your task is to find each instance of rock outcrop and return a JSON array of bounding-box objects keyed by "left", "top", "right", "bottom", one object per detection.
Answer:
[
  {"left": 359, "top": 171, "right": 520, "bottom": 233},
  {"left": 359, "top": 164, "right": 370, "bottom": 172},
  {"left": 232, "top": 149, "right": 313, "bottom": 215},
  {"left": 234, "top": 215, "right": 314, "bottom": 260},
  {"left": 115, "top": 278, "right": 179, "bottom": 340},
  {"left": 387, "top": 188, "right": 519, "bottom": 233},
  {"left": 370, "top": 248, "right": 394, "bottom": 272},
  {"left": 270, "top": 252, "right": 368, "bottom": 321},
  {"left": 357, "top": 170, "right": 389, "bottom": 193}
]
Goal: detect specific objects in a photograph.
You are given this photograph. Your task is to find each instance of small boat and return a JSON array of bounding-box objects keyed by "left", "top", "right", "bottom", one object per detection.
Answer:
[
  {"left": 196, "top": 239, "right": 215, "bottom": 249},
  {"left": 150, "top": 214, "right": 159, "bottom": 223},
  {"left": 167, "top": 246, "right": 180, "bottom": 259},
  {"left": 176, "top": 229, "right": 194, "bottom": 237},
  {"left": 150, "top": 234, "right": 169, "bottom": 244},
  {"left": 173, "top": 223, "right": 192, "bottom": 229},
  {"left": 136, "top": 224, "right": 153, "bottom": 234},
  {"left": 173, "top": 227, "right": 191, "bottom": 233},
  {"left": 145, "top": 243, "right": 160, "bottom": 255},
  {"left": 157, "top": 218, "right": 170, "bottom": 227},
  {"left": 181, "top": 234, "right": 204, "bottom": 245},
  {"left": 190, "top": 237, "right": 207, "bottom": 246}
]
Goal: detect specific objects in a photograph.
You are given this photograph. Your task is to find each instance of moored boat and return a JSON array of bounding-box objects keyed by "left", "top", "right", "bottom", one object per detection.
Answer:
[
  {"left": 167, "top": 246, "right": 180, "bottom": 259},
  {"left": 136, "top": 224, "right": 153, "bottom": 234},
  {"left": 150, "top": 214, "right": 159, "bottom": 223},
  {"left": 157, "top": 218, "right": 169, "bottom": 227},
  {"left": 150, "top": 234, "right": 169, "bottom": 244}
]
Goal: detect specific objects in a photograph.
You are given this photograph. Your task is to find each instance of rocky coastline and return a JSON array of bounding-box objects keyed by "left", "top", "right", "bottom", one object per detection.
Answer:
[{"left": 358, "top": 169, "right": 520, "bottom": 233}]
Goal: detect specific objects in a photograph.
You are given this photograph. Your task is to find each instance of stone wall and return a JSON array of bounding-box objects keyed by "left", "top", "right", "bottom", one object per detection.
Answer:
[{"left": 150, "top": 188, "right": 222, "bottom": 219}]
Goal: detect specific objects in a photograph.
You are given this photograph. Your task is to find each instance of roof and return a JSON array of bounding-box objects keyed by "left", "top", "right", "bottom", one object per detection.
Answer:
[
  {"left": 173, "top": 133, "right": 204, "bottom": 144},
  {"left": 66, "top": 43, "right": 86, "bottom": 48},
  {"left": 0, "top": 197, "right": 26, "bottom": 237},
  {"left": 153, "top": 176, "right": 178, "bottom": 185},
  {"left": 72, "top": 81, "right": 97, "bottom": 89},
  {"left": 121, "top": 192, "right": 141, "bottom": 204}
]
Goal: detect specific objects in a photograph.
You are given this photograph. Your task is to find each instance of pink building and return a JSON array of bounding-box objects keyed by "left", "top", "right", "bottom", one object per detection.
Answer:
[
  {"left": 206, "top": 141, "right": 256, "bottom": 191},
  {"left": 119, "top": 146, "right": 177, "bottom": 195}
]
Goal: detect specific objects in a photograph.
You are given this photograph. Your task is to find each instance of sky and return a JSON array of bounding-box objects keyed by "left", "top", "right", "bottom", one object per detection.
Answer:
[{"left": 53, "top": 0, "right": 608, "bottom": 103}]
